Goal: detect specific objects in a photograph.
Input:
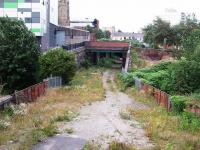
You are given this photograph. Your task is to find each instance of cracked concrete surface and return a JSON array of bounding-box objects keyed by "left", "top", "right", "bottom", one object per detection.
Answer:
[{"left": 32, "top": 70, "right": 153, "bottom": 150}]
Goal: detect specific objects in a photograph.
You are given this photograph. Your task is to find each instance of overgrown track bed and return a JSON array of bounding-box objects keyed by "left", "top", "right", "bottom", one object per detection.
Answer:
[
  {"left": 123, "top": 87, "right": 200, "bottom": 150},
  {"left": 0, "top": 68, "right": 105, "bottom": 150}
]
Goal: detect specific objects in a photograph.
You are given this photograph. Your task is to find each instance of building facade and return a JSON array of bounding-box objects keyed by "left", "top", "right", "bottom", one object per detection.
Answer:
[
  {"left": 0, "top": 0, "right": 48, "bottom": 36},
  {"left": 0, "top": 0, "right": 89, "bottom": 51}
]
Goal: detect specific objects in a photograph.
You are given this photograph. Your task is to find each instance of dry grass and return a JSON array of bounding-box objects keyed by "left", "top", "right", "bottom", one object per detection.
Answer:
[
  {"left": 109, "top": 141, "right": 136, "bottom": 150},
  {"left": 0, "top": 68, "right": 105, "bottom": 150},
  {"left": 125, "top": 87, "right": 200, "bottom": 150}
]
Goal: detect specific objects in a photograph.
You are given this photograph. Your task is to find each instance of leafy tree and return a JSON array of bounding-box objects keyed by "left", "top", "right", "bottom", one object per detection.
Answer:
[
  {"left": 85, "top": 25, "right": 109, "bottom": 40},
  {"left": 143, "top": 24, "right": 155, "bottom": 47},
  {"left": 39, "top": 48, "right": 77, "bottom": 84},
  {"left": 182, "top": 29, "right": 200, "bottom": 59},
  {"left": 0, "top": 17, "right": 40, "bottom": 93},
  {"left": 105, "top": 30, "right": 111, "bottom": 39},
  {"left": 168, "top": 60, "right": 200, "bottom": 94},
  {"left": 143, "top": 17, "right": 172, "bottom": 48}
]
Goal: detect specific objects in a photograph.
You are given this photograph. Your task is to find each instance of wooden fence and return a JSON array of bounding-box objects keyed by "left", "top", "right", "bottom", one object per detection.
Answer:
[{"left": 135, "top": 78, "right": 200, "bottom": 116}]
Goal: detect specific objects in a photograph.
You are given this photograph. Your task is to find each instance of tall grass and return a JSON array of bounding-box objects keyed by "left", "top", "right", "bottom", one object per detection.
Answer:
[
  {"left": 115, "top": 74, "right": 200, "bottom": 150},
  {"left": 0, "top": 68, "right": 105, "bottom": 150}
]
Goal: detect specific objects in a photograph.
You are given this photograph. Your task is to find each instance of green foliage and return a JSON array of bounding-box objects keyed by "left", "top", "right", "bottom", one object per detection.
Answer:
[
  {"left": 0, "top": 17, "right": 40, "bottom": 93},
  {"left": 109, "top": 141, "right": 136, "bottom": 150},
  {"left": 97, "top": 58, "right": 113, "bottom": 68},
  {"left": 130, "top": 50, "right": 146, "bottom": 69},
  {"left": 128, "top": 60, "right": 200, "bottom": 94},
  {"left": 143, "top": 17, "right": 172, "bottom": 47},
  {"left": 124, "top": 39, "right": 144, "bottom": 48},
  {"left": 181, "top": 112, "right": 200, "bottom": 131},
  {"left": 182, "top": 29, "right": 200, "bottom": 59},
  {"left": 117, "top": 73, "right": 134, "bottom": 90},
  {"left": 31, "top": 124, "right": 57, "bottom": 144},
  {"left": 85, "top": 25, "right": 111, "bottom": 40},
  {"left": 81, "top": 59, "right": 92, "bottom": 69},
  {"left": 192, "top": 43, "right": 200, "bottom": 62},
  {"left": 143, "top": 17, "right": 200, "bottom": 49},
  {"left": 170, "top": 96, "right": 187, "bottom": 114},
  {"left": 39, "top": 48, "right": 77, "bottom": 84},
  {"left": 168, "top": 60, "right": 200, "bottom": 94}
]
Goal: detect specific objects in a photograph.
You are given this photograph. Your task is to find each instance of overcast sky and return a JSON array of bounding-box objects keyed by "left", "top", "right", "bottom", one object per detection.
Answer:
[{"left": 70, "top": 0, "right": 200, "bottom": 32}]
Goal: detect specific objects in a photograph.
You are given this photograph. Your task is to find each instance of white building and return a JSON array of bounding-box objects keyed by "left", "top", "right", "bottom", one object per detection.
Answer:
[
  {"left": 111, "top": 32, "right": 144, "bottom": 42},
  {"left": 102, "top": 26, "right": 116, "bottom": 33}
]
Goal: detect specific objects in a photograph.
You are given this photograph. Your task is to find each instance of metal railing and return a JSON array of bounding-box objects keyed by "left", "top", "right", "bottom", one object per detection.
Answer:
[
  {"left": 62, "top": 42, "right": 85, "bottom": 51},
  {"left": 46, "top": 76, "right": 62, "bottom": 88}
]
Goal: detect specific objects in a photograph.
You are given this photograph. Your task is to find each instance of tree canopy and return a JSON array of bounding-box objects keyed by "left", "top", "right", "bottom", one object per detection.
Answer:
[
  {"left": 85, "top": 25, "right": 111, "bottom": 39},
  {"left": 39, "top": 48, "right": 77, "bottom": 84},
  {"left": 143, "top": 17, "right": 200, "bottom": 49},
  {"left": 0, "top": 17, "right": 40, "bottom": 93}
]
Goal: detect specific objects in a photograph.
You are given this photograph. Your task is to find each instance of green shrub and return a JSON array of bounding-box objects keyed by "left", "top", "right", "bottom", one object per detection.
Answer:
[
  {"left": 109, "top": 141, "right": 136, "bottom": 150},
  {"left": 31, "top": 124, "right": 57, "bottom": 144},
  {"left": 117, "top": 73, "right": 134, "bottom": 90},
  {"left": 0, "top": 17, "right": 40, "bottom": 93},
  {"left": 181, "top": 112, "right": 200, "bottom": 132},
  {"left": 81, "top": 59, "right": 92, "bottom": 69},
  {"left": 168, "top": 60, "right": 200, "bottom": 94},
  {"left": 39, "top": 48, "right": 77, "bottom": 84},
  {"left": 149, "top": 61, "right": 172, "bottom": 72},
  {"left": 97, "top": 58, "right": 113, "bottom": 67},
  {"left": 170, "top": 96, "right": 188, "bottom": 114}
]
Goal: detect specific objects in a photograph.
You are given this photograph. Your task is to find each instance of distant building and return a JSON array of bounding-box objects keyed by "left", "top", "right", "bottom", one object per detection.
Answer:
[
  {"left": 181, "top": 12, "right": 197, "bottom": 23},
  {"left": 102, "top": 26, "right": 116, "bottom": 33},
  {"left": 111, "top": 32, "right": 144, "bottom": 42}
]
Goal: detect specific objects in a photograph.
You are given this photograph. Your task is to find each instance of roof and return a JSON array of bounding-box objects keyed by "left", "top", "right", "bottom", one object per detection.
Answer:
[
  {"left": 112, "top": 32, "right": 144, "bottom": 38},
  {"left": 85, "top": 41, "right": 129, "bottom": 52},
  {"left": 56, "top": 25, "right": 89, "bottom": 33}
]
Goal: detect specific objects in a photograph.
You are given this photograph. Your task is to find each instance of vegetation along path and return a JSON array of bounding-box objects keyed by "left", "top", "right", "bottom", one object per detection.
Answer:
[{"left": 33, "top": 70, "right": 153, "bottom": 150}]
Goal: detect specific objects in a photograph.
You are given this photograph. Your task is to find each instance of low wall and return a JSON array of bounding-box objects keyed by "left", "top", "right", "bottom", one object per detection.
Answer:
[{"left": 135, "top": 48, "right": 172, "bottom": 60}]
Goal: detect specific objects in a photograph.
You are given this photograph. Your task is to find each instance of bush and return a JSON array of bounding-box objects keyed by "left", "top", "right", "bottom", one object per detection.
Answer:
[
  {"left": 181, "top": 112, "right": 200, "bottom": 131},
  {"left": 170, "top": 96, "right": 188, "bottom": 114},
  {"left": 81, "top": 59, "right": 92, "bottom": 69},
  {"left": 0, "top": 17, "right": 40, "bottom": 93},
  {"left": 97, "top": 58, "right": 113, "bottom": 67},
  {"left": 117, "top": 73, "right": 134, "bottom": 90},
  {"left": 168, "top": 60, "right": 200, "bottom": 94},
  {"left": 39, "top": 48, "right": 77, "bottom": 84},
  {"left": 109, "top": 141, "right": 136, "bottom": 150}
]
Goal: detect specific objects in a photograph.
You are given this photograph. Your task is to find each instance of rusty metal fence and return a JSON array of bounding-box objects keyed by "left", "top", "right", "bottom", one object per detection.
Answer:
[
  {"left": 14, "top": 81, "right": 48, "bottom": 104},
  {"left": 134, "top": 77, "right": 200, "bottom": 116},
  {"left": 134, "top": 77, "right": 172, "bottom": 111},
  {"left": 0, "top": 76, "right": 62, "bottom": 109}
]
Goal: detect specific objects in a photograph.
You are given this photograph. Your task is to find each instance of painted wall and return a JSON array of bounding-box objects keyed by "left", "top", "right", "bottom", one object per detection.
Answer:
[{"left": 49, "top": 0, "right": 58, "bottom": 25}]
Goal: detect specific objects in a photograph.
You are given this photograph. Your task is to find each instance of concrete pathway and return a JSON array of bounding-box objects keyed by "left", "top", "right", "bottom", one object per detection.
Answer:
[{"left": 32, "top": 70, "right": 152, "bottom": 150}]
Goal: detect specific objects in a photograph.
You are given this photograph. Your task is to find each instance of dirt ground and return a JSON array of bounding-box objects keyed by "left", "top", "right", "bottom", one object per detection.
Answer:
[{"left": 32, "top": 70, "right": 153, "bottom": 150}]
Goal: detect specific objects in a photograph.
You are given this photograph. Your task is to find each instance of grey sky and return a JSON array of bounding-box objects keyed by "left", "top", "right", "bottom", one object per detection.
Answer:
[{"left": 70, "top": 0, "right": 200, "bottom": 32}]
